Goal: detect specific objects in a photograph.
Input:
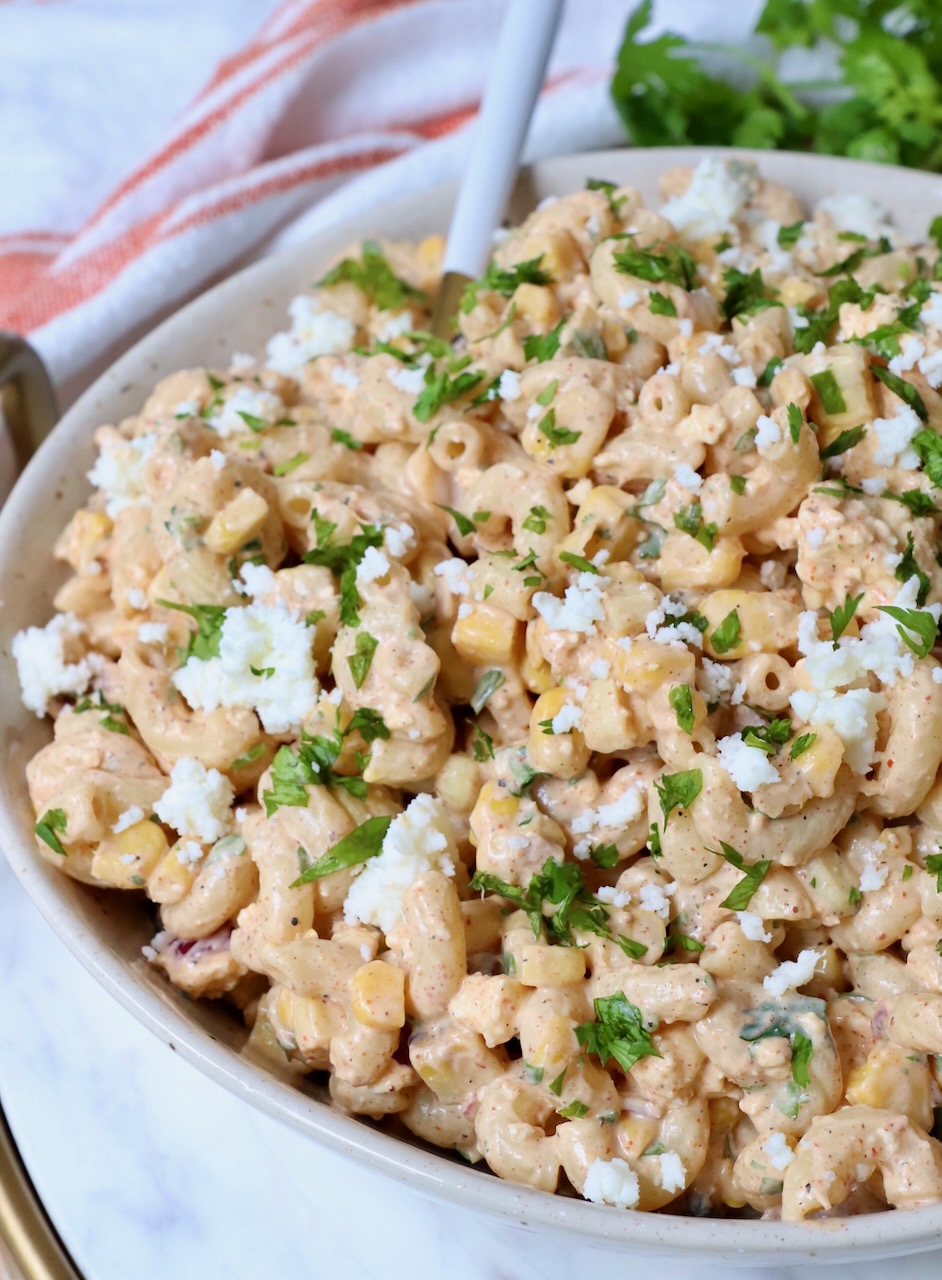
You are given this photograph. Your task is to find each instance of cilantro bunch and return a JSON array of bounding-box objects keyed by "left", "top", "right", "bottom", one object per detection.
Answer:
[{"left": 612, "top": 0, "right": 942, "bottom": 171}]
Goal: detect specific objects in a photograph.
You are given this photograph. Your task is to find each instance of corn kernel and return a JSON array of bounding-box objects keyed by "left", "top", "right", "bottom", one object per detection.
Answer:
[
  {"left": 778, "top": 276, "right": 818, "bottom": 307},
  {"left": 147, "top": 841, "right": 198, "bottom": 905},
  {"left": 418, "top": 235, "right": 445, "bottom": 269},
  {"left": 351, "top": 960, "right": 406, "bottom": 1029},
  {"left": 452, "top": 604, "right": 520, "bottom": 665},
  {"left": 91, "top": 819, "right": 169, "bottom": 888},
  {"left": 514, "top": 283, "right": 560, "bottom": 326},
  {"left": 518, "top": 944, "right": 586, "bottom": 987},
  {"left": 845, "top": 1043, "right": 932, "bottom": 1129},
  {"left": 205, "top": 488, "right": 269, "bottom": 554},
  {"left": 471, "top": 780, "right": 519, "bottom": 822}
]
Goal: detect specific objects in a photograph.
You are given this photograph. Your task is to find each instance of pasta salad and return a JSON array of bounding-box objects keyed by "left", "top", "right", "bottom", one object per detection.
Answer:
[{"left": 16, "top": 156, "right": 942, "bottom": 1222}]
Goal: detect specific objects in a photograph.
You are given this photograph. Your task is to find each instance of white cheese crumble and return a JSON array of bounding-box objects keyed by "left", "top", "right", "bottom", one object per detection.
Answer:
[
  {"left": 677, "top": 318, "right": 693, "bottom": 338},
  {"left": 434, "top": 557, "right": 472, "bottom": 597},
  {"left": 230, "top": 352, "right": 255, "bottom": 370},
  {"left": 790, "top": 687, "right": 885, "bottom": 773},
  {"left": 673, "top": 462, "right": 703, "bottom": 493},
  {"left": 331, "top": 365, "right": 361, "bottom": 391},
  {"left": 763, "top": 948, "right": 824, "bottom": 997},
  {"left": 589, "top": 658, "right": 611, "bottom": 679},
  {"left": 498, "top": 370, "right": 522, "bottom": 401},
  {"left": 872, "top": 405, "right": 921, "bottom": 470},
  {"left": 643, "top": 595, "right": 703, "bottom": 650},
  {"left": 806, "top": 527, "right": 826, "bottom": 550},
  {"left": 173, "top": 602, "right": 319, "bottom": 734},
  {"left": 533, "top": 572, "right": 609, "bottom": 636},
  {"left": 266, "top": 296, "right": 356, "bottom": 378},
  {"left": 699, "top": 657, "right": 735, "bottom": 703},
  {"left": 888, "top": 335, "right": 926, "bottom": 375},
  {"left": 13, "top": 614, "right": 103, "bottom": 716},
  {"left": 858, "top": 848, "right": 889, "bottom": 893},
  {"left": 138, "top": 622, "right": 168, "bottom": 644},
  {"left": 570, "top": 786, "right": 644, "bottom": 859},
  {"left": 918, "top": 349, "right": 942, "bottom": 389},
  {"left": 583, "top": 1158, "right": 640, "bottom": 1209},
  {"left": 762, "top": 1131, "right": 795, "bottom": 1171},
  {"left": 551, "top": 702, "right": 583, "bottom": 735},
  {"left": 933, "top": 667, "right": 942, "bottom": 685},
  {"left": 376, "top": 310, "right": 414, "bottom": 341},
  {"left": 153, "top": 757, "right": 234, "bottom": 843},
  {"left": 128, "top": 587, "right": 148, "bottom": 611},
  {"left": 660, "top": 156, "right": 752, "bottom": 240},
  {"left": 86, "top": 433, "right": 156, "bottom": 518},
  {"left": 922, "top": 293, "right": 942, "bottom": 330},
  {"left": 343, "top": 794, "right": 457, "bottom": 934},
  {"left": 176, "top": 839, "right": 204, "bottom": 868},
  {"left": 658, "top": 1151, "right": 686, "bottom": 1194},
  {"left": 356, "top": 545, "right": 390, "bottom": 585},
  {"left": 617, "top": 290, "right": 640, "bottom": 309},
  {"left": 754, "top": 414, "right": 781, "bottom": 454},
  {"left": 112, "top": 805, "right": 145, "bottom": 834},
  {"left": 818, "top": 192, "right": 893, "bottom": 242},
  {"left": 638, "top": 880, "right": 674, "bottom": 920},
  {"left": 387, "top": 363, "right": 427, "bottom": 396},
  {"left": 596, "top": 885, "right": 630, "bottom": 908},
  {"left": 209, "top": 448, "right": 227, "bottom": 470},
  {"left": 716, "top": 734, "right": 781, "bottom": 790},
  {"left": 860, "top": 477, "right": 884, "bottom": 495},
  {"left": 732, "top": 366, "right": 758, "bottom": 387},
  {"left": 174, "top": 398, "right": 200, "bottom": 418},
  {"left": 384, "top": 523, "right": 415, "bottom": 559},
  {"left": 737, "top": 910, "right": 772, "bottom": 943},
  {"left": 206, "top": 386, "right": 282, "bottom": 439}
]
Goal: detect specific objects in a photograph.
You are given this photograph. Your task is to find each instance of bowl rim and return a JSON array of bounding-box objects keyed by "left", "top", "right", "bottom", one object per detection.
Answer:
[{"left": 5, "top": 144, "right": 942, "bottom": 1261}]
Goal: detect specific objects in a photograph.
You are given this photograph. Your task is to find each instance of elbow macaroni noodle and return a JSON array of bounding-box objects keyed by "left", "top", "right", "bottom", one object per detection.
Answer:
[{"left": 19, "top": 157, "right": 942, "bottom": 1222}]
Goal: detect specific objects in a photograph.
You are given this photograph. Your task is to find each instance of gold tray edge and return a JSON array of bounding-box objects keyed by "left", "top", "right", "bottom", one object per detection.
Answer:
[{"left": 0, "top": 1104, "right": 82, "bottom": 1280}]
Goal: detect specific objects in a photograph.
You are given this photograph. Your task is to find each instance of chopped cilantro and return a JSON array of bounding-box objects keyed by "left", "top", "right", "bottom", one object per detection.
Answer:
[
  {"left": 668, "top": 684, "right": 695, "bottom": 734},
  {"left": 289, "top": 815, "right": 392, "bottom": 886},
  {"left": 34, "top": 808, "right": 67, "bottom": 856},
  {"left": 654, "top": 768, "right": 702, "bottom": 826},
  {"left": 574, "top": 992, "right": 661, "bottom": 1075},
  {"left": 828, "top": 592, "right": 863, "bottom": 643}
]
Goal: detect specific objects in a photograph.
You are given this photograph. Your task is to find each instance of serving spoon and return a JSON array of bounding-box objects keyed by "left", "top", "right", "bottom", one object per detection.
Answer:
[{"left": 431, "top": 0, "right": 564, "bottom": 336}]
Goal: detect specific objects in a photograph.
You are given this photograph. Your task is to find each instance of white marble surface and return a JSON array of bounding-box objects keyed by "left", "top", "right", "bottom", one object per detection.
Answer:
[{"left": 1, "top": 861, "right": 942, "bottom": 1280}]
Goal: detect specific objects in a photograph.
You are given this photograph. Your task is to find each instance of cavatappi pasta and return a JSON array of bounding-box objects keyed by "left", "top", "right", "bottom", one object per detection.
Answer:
[{"left": 19, "top": 156, "right": 942, "bottom": 1222}]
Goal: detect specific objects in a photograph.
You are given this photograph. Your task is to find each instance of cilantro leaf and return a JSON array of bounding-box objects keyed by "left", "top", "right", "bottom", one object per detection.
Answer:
[
  {"left": 722, "top": 267, "right": 781, "bottom": 321},
  {"left": 926, "top": 853, "right": 942, "bottom": 892},
  {"left": 649, "top": 291, "right": 677, "bottom": 317},
  {"left": 914, "top": 429, "right": 942, "bottom": 486},
  {"left": 819, "top": 426, "right": 866, "bottom": 459},
  {"left": 710, "top": 608, "right": 741, "bottom": 655},
  {"left": 668, "top": 684, "right": 695, "bottom": 734},
  {"left": 791, "top": 1030, "right": 813, "bottom": 1089},
  {"left": 878, "top": 605, "right": 937, "bottom": 658},
  {"left": 523, "top": 318, "right": 566, "bottom": 363},
  {"left": 331, "top": 428, "right": 363, "bottom": 451},
  {"left": 872, "top": 365, "right": 928, "bottom": 422},
  {"left": 673, "top": 502, "right": 718, "bottom": 552},
  {"left": 777, "top": 221, "right": 804, "bottom": 249},
  {"left": 575, "top": 992, "right": 661, "bottom": 1075},
  {"left": 470, "top": 669, "right": 504, "bottom": 714},
  {"left": 809, "top": 368, "right": 848, "bottom": 415},
  {"left": 654, "top": 768, "right": 702, "bottom": 826},
  {"left": 319, "top": 240, "right": 425, "bottom": 311},
  {"left": 34, "top": 808, "right": 67, "bottom": 856},
  {"left": 156, "top": 599, "right": 227, "bottom": 662},
  {"left": 435, "top": 504, "right": 476, "bottom": 537},
  {"left": 558, "top": 551, "right": 598, "bottom": 575},
  {"left": 347, "top": 631, "right": 379, "bottom": 689},
  {"left": 613, "top": 241, "right": 698, "bottom": 290},
  {"left": 716, "top": 841, "right": 771, "bottom": 910},
  {"left": 829, "top": 592, "right": 864, "bottom": 642},
  {"left": 536, "top": 408, "right": 581, "bottom": 448},
  {"left": 790, "top": 732, "right": 817, "bottom": 760},
  {"left": 522, "top": 504, "right": 552, "bottom": 535},
  {"left": 413, "top": 365, "right": 483, "bottom": 423},
  {"left": 461, "top": 256, "right": 553, "bottom": 313},
  {"left": 896, "top": 530, "right": 931, "bottom": 606},
  {"left": 883, "top": 488, "right": 938, "bottom": 517},
  {"left": 289, "top": 815, "right": 392, "bottom": 886}
]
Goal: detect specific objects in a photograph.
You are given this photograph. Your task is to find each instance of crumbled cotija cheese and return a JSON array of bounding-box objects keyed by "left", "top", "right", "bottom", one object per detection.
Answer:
[
  {"left": 698, "top": 657, "right": 735, "bottom": 703},
  {"left": 206, "top": 386, "right": 282, "bottom": 439},
  {"left": 384, "top": 523, "right": 415, "bottom": 559},
  {"left": 737, "top": 911, "right": 772, "bottom": 943},
  {"left": 583, "top": 1158, "right": 640, "bottom": 1209},
  {"left": 763, "top": 948, "right": 823, "bottom": 997},
  {"left": 551, "top": 703, "right": 583, "bottom": 734},
  {"left": 154, "top": 757, "right": 234, "bottom": 843},
  {"left": 173, "top": 602, "right": 319, "bottom": 734},
  {"left": 871, "top": 405, "right": 921, "bottom": 469},
  {"left": 343, "top": 794, "right": 458, "bottom": 934},
  {"left": 387, "top": 363, "right": 427, "bottom": 396},
  {"left": 533, "top": 572, "right": 609, "bottom": 636},
  {"left": 673, "top": 462, "right": 703, "bottom": 493},
  {"left": 658, "top": 1151, "right": 686, "bottom": 1194},
  {"left": 13, "top": 614, "right": 103, "bottom": 716},
  {"left": 265, "top": 296, "right": 356, "bottom": 377},
  {"left": 356, "top": 546, "right": 391, "bottom": 585},
  {"left": 762, "top": 1131, "right": 795, "bottom": 1171},
  {"left": 138, "top": 622, "right": 168, "bottom": 644},
  {"left": 498, "top": 370, "right": 522, "bottom": 401},
  {"left": 434, "top": 557, "right": 472, "bottom": 597},
  {"left": 754, "top": 414, "right": 781, "bottom": 454},
  {"left": 112, "top": 805, "right": 145, "bottom": 834},
  {"left": 818, "top": 192, "right": 893, "bottom": 242},
  {"left": 660, "top": 156, "right": 752, "bottom": 239},
  {"left": 716, "top": 734, "right": 780, "bottom": 790},
  {"left": 86, "top": 433, "right": 156, "bottom": 518},
  {"left": 331, "top": 365, "right": 361, "bottom": 391}
]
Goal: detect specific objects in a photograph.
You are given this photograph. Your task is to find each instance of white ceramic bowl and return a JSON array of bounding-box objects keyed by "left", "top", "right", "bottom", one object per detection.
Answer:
[{"left": 3, "top": 148, "right": 942, "bottom": 1264}]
